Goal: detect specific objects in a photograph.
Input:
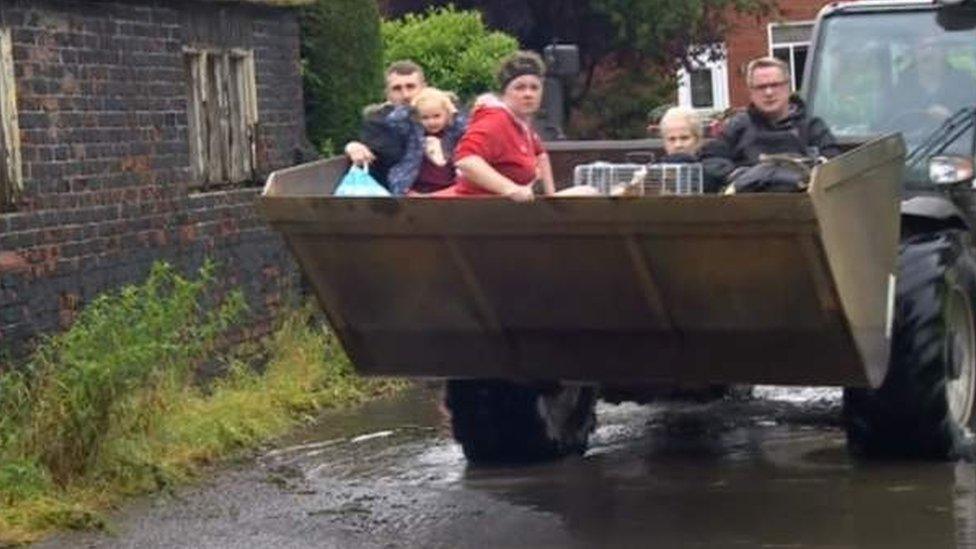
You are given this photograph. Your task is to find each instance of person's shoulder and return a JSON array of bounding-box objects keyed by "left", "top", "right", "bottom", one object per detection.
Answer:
[
  {"left": 720, "top": 110, "right": 751, "bottom": 137},
  {"left": 363, "top": 102, "right": 395, "bottom": 120},
  {"left": 468, "top": 103, "right": 510, "bottom": 129},
  {"left": 448, "top": 111, "right": 470, "bottom": 137},
  {"left": 384, "top": 104, "right": 413, "bottom": 124},
  {"left": 805, "top": 114, "right": 829, "bottom": 128},
  {"left": 805, "top": 115, "right": 839, "bottom": 149}
]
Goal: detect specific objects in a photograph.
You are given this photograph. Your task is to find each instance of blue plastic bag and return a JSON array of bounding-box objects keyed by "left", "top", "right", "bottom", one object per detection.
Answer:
[{"left": 334, "top": 166, "right": 391, "bottom": 197}]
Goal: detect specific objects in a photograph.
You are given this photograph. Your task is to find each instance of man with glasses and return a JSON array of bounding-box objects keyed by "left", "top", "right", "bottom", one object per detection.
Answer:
[
  {"left": 343, "top": 60, "right": 427, "bottom": 189},
  {"left": 700, "top": 57, "right": 839, "bottom": 191}
]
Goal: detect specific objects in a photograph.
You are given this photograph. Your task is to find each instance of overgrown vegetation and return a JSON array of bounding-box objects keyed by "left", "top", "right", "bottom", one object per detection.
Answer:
[
  {"left": 0, "top": 262, "right": 402, "bottom": 545},
  {"left": 301, "top": 0, "right": 384, "bottom": 155},
  {"left": 381, "top": 6, "right": 519, "bottom": 101}
]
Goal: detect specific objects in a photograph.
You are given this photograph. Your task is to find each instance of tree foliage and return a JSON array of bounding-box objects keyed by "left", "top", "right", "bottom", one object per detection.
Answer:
[
  {"left": 385, "top": 0, "right": 773, "bottom": 137},
  {"left": 301, "top": 0, "right": 384, "bottom": 154},
  {"left": 381, "top": 6, "right": 519, "bottom": 101},
  {"left": 591, "top": 0, "right": 773, "bottom": 65},
  {"left": 389, "top": 0, "right": 771, "bottom": 76}
]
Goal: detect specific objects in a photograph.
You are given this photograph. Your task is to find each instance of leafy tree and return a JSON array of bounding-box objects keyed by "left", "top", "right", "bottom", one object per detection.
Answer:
[
  {"left": 570, "top": 66, "right": 675, "bottom": 139},
  {"left": 381, "top": 6, "right": 519, "bottom": 101},
  {"left": 384, "top": 0, "right": 774, "bottom": 137},
  {"left": 389, "top": 0, "right": 772, "bottom": 83},
  {"left": 301, "top": 0, "right": 384, "bottom": 155}
]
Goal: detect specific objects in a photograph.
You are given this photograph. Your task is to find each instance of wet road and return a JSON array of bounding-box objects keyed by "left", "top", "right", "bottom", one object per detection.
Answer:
[{"left": 40, "top": 385, "right": 976, "bottom": 548}]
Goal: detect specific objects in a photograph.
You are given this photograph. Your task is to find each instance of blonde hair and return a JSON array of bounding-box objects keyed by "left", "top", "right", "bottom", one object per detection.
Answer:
[
  {"left": 659, "top": 107, "right": 702, "bottom": 140},
  {"left": 745, "top": 56, "right": 790, "bottom": 87},
  {"left": 410, "top": 87, "right": 458, "bottom": 118}
]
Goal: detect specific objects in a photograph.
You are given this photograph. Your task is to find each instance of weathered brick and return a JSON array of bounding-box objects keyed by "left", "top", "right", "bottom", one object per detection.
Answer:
[{"left": 1, "top": 0, "right": 305, "bottom": 356}]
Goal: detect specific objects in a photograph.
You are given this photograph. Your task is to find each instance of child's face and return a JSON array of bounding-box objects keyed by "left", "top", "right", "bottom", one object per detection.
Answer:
[
  {"left": 417, "top": 103, "right": 450, "bottom": 134},
  {"left": 662, "top": 122, "right": 699, "bottom": 156}
]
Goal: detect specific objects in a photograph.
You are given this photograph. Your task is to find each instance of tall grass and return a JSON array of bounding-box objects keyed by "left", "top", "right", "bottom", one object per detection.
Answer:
[{"left": 0, "top": 262, "right": 403, "bottom": 544}]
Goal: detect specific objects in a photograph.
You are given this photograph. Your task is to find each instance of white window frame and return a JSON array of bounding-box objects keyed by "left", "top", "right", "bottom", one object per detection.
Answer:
[
  {"left": 184, "top": 47, "right": 258, "bottom": 187},
  {"left": 767, "top": 21, "right": 814, "bottom": 92},
  {"left": 676, "top": 44, "right": 729, "bottom": 113}
]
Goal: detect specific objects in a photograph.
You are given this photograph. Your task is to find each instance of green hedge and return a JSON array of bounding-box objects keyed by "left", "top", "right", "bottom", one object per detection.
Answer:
[
  {"left": 301, "top": 0, "right": 383, "bottom": 155},
  {"left": 382, "top": 6, "right": 519, "bottom": 101}
]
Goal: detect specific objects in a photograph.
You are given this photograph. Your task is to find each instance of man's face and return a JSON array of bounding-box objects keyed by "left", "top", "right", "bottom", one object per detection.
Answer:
[
  {"left": 385, "top": 72, "right": 425, "bottom": 106},
  {"left": 748, "top": 66, "right": 791, "bottom": 121}
]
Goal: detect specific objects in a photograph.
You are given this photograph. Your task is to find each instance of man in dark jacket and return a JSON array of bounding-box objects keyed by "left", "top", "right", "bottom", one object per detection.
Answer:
[
  {"left": 343, "top": 61, "right": 427, "bottom": 189},
  {"left": 700, "top": 57, "right": 840, "bottom": 192}
]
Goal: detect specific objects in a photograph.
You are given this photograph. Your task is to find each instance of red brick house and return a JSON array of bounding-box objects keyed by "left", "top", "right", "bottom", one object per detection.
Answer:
[
  {"left": 677, "top": 0, "right": 837, "bottom": 112},
  {"left": 0, "top": 0, "right": 314, "bottom": 358}
]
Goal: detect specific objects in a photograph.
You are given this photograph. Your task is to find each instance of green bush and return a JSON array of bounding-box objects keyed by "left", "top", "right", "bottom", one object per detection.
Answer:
[
  {"left": 382, "top": 6, "right": 519, "bottom": 101},
  {"left": 301, "top": 0, "right": 384, "bottom": 155},
  {"left": 0, "top": 262, "right": 405, "bottom": 544},
  {"left": 0, "top": 261, "right": 246, "bottom": 486}
]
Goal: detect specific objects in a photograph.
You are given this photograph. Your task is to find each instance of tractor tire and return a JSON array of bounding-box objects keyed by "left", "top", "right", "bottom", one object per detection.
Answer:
[
  {"left": 844, "top": 231, "right": 976, "bottom": 459},
  {"left": 444, "top": 379, "right": 597, "bottom": 464}
]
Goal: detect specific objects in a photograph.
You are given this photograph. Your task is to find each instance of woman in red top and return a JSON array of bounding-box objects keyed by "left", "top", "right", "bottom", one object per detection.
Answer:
[{"left": 433, "top": 51, "right": 556, "bottom": 201}]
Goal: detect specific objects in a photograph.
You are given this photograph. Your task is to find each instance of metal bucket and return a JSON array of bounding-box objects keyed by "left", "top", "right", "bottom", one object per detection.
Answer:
[{"left": 259, "top": 135, "right": 904, "bottom": 388}]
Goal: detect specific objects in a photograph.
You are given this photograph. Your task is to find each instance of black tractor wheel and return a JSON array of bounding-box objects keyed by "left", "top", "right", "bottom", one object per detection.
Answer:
[
  {"left": 844, "top": 231, "right": 976, "bottom": 459},
  {"left": 444, "top": 379, "right": 597, "bottom": 464}
]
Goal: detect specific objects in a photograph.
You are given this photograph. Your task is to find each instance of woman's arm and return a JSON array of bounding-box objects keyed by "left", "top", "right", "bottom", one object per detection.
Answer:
[
  {"left": 536, "top": 152, "right": 555, "bottom": 195},
  {"left": 456, "top": 155, "right": 534, "bottom": 202}
]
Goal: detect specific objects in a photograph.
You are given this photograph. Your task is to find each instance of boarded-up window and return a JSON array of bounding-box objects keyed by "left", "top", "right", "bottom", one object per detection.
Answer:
[
  {"left": 185, "top": 48, "right": 258, "bottom": 187},
  {"left": 0, "top": 29, "right": 22, "bottom": 209}
]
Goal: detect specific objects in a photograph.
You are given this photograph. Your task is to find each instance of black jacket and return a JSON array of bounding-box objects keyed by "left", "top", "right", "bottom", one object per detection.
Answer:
[
  {"left": 700, "top": 97, "right": 840, "bottom": 192},
  {"left": 360, "top": 103, "right": 405, "bottom": 189}
]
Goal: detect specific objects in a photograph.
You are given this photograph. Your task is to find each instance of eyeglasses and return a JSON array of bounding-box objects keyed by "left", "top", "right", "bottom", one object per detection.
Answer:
[{"left": 749, "top": 81, "right": 789, "bottom": 92}]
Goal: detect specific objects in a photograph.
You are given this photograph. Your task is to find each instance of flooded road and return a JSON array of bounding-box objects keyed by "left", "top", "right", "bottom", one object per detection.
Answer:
[{"left": 41, "top": 385, "right": 976, "bottom": 548}]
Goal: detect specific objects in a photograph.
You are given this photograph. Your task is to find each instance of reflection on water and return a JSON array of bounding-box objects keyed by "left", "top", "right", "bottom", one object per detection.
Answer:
[
  {"left": 957, "top": 462, "right": 976, "bottom": 548},
  {"left": 280, "top": 386, "right": 976, "bottom": 548},
  {"left": 463, "top": 397, "right": 976, "bottom": 548}
]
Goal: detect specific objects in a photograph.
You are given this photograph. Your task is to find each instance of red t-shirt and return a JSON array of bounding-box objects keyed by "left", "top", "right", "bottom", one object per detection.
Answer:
[{"left": 452, "top": 106, "right": 544, "bottom": 196}]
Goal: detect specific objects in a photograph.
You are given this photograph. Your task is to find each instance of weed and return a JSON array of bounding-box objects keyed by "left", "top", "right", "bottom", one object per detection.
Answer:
[
  {"left": 0, "top": 261, "right": 403, "bottom": 544},
  {"left": 0, "top": 261, "right": 245, "bottom": 484}
]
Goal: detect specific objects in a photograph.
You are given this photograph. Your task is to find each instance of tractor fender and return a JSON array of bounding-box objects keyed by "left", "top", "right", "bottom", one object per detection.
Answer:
[{"left": 900, "top": 195, "right": 970, "bottom": 234}]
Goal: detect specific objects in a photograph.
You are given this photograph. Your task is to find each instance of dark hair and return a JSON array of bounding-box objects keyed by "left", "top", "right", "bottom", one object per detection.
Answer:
[
  {"left": 385, "top": 60, "right": 425, "bottom": 80},
  {"left": 496, "top": 50, "right": 545, "bottom": 91}
]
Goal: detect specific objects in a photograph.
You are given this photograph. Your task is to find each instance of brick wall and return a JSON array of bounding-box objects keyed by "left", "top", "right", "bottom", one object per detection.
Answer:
[
  {"left": 0, "top": 0, "right": 309, "bottom": 359},
  {"left": 724, "top": 0, "right": 835, "bottom": 108}
]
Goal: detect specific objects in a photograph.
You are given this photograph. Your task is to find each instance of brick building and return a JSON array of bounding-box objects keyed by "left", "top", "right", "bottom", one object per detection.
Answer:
[
  {"left": 0, "top": 0, "right": 313, "bottom": 358},
  {"left": 677, "top": 0, "right": 837, "bottom": 113}
]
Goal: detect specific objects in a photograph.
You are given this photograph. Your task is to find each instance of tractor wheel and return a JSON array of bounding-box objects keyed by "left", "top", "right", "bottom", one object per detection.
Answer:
[
  {"left": 444, "top": 379, "right": 596, "bottom": 464},
  {"left": 844, "top": 231, "right": 976, "bottom": 459}
]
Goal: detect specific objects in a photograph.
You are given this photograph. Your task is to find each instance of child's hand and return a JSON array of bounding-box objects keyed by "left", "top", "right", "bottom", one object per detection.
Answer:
[{"left": 424, "top": 136, "right": 447, "bottom": 167}]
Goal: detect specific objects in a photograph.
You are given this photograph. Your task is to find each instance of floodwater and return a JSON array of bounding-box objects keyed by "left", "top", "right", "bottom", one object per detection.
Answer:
[{"left": 38, "top": 385, "right": 976, "bottom": 548}]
